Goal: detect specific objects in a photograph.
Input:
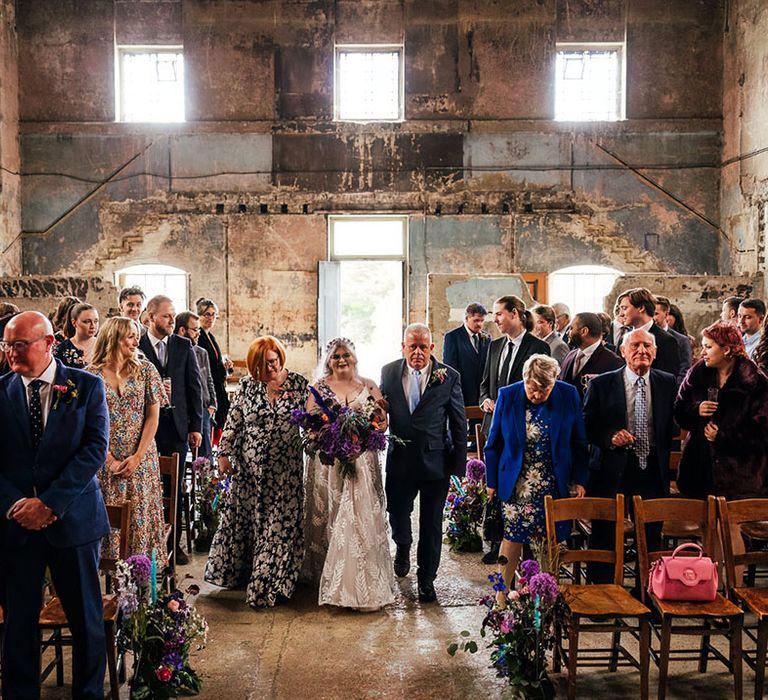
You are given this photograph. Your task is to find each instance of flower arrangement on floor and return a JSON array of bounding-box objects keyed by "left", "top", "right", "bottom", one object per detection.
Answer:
[
  {"left": 448, "top": 547, "right": 568, "bottom": 699},
  {"left": 191, "top": 456, "right": 230, "bottom": 552},
  {"left": 444, "top": 459, "right": 488, "bottom": 552},
  {"left": 290, "top": 385, "right": 401, "bottom": 479},
  {"left": 116, "top": 553, "right": 209, "bottom": 698}
]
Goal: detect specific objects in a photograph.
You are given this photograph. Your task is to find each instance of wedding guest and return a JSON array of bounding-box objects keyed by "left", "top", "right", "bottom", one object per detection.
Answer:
[
  {"left": 118, "top": 285, "right": 146, "bottom": 324},
  {"left": 51, "top": 296, "right": 80, "bottom": 344},
  {"left": 654, "top": 296, "right": 693, "bottom": 378},
  {"left": 0, "top": 311, "right": 109, "bottom": 699},
  {"left": 754, "top": 315, "right": 768, "bottom": 376},
  {"left": 721, "top": 296, "right": 743, "bottom": 326},
  {"left": 196, "top": 297, "right": 231, "bottom": 444},
  {"left": 667, "top": 302, "right": 698, "bottom": 360},
  {"left": 381, "top": 323, "right": 466, "bottom": 603},
  {"left": 531, "top": 304, "right": 569, "bottom": 365},
  {"left": 54, "top": 303, "right": 99, "bottom": 368},
  {"left": 87, "top": 317, "right": 168, "bottom": 561},
  {"left": 0, "top": 302, "right": 19, "bottom": 317},
  {"left": 560, "top": 312, "right": 623, "bottom": 400},
  {"left": 596, "top": 312, "right": 618, "bottom": 353},
  {"left": 584, "top": 329, "right": 677, "bottom": 586},
  {"left": 552, "top": 302, "right": 572, "bottom": 343},
  {"left": 616, "top": 288, "right": 680, "bottom": 377},
  {"left": 674, "top": 322, "right": 768, "bottom": 500},
  {"left": 738, "top": 298, "right": 765, "bottom": 360},
  {"left": 302, "top": 337, "right": 396, "bottom": 610},
  {"left": 0, "top": 312, "right": 19, "bottom": 375},
  {"left": 204, "top": 336, "right": 308, "bottom": 608},
  {"left": 442, "top": 302, "right": 490, "bottom": 406},
  {"left": 484, "top": 354, "right": 588, "bottom": 600},
  {"left": 175, "top": 311, "right": 217, "bottom": 458}
]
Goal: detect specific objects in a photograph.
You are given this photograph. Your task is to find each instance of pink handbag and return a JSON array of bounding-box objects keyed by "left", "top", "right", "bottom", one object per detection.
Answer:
[{"left": 648, "top": 542, "right": 718, "bottom": 602}]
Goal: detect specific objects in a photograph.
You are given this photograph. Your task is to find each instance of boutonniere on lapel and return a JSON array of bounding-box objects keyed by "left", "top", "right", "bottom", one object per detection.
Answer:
[
  {"left": 428, "top": 367, "right": 449, "bottom": 388},
  {"left": 52, "top": 379, "right": 78, "bottom": 410}
]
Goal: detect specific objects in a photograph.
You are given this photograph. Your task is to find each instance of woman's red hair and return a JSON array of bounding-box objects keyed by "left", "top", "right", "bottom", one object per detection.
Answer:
[{"left": 702, "top": 321, "right": 747, "bottom": 359}]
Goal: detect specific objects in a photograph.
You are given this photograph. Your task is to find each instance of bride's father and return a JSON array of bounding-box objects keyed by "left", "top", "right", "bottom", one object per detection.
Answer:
[
  {"left": 381, "top": 323, "right": 467, "bottom": 603},
  {"left": 0, "top": 311, "right": 110, "bottom": 699}
]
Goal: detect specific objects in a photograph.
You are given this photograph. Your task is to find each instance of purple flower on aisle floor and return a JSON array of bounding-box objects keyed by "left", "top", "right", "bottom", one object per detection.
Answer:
[
  {"left": 499, "top": 613, "right": 515, "bottom": 634},
  {"left": 162, "top": 651, "right": 184, "bottom": 671},
  {"left": 528, "top": 572, "right": 559, "bottom": 605},
  {"left": 191, "top": 456, "right": 210, "bottom": 474},
  {"left": 518, "top": 559, "right": 540, "bottom": 583},
  {"left": 465, "top": 459, "right": 486, "bottom": 482},
  {"left": 126, "top": 554, "right": 152, "bottom": 587}
]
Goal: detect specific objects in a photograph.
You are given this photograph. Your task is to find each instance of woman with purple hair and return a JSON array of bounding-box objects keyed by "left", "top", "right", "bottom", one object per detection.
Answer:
[{"left": 301, "top": 337, "right": 397, "bottom": 611}]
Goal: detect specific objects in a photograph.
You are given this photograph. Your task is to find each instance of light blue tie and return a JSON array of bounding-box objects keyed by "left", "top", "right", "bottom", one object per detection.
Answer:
[
  {"left": 634, "top": 376, "right": 650, "bottom": 470},
  {"left": 409, "top": 369, "right": 422, "bottom": 413}
]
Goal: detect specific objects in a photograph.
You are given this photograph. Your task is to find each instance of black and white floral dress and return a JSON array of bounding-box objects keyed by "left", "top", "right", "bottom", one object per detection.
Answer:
[{"left": 204, "top": 372, "right": 308, "bottom": 607}]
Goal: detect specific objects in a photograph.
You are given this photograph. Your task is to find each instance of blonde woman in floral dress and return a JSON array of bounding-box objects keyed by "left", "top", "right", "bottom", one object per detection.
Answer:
[
  {"left": 87, "top": 316, "right": 168, "bottom": 560},
  {"left": 484, "top": 354, "right": 588, "bottom": 600}
]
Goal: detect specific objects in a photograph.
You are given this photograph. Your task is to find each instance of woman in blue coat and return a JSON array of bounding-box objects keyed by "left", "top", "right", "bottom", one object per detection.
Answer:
[{"left": 485, "top": 354, "right": 588, "bottom": 597}]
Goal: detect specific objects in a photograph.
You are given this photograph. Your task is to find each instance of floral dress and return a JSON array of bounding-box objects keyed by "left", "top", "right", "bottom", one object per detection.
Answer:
[
  {"left": 503, "top": 401, "right": 563, "bottom": 543},
  {"left": 88, "top": 361, "right": 168, "bottom": 560},
  {"left": 204, "top": 372, "right": 308, "bottom": 608},
  {"left": 54, "top": 338, "right": 85, "bottom": 368}
]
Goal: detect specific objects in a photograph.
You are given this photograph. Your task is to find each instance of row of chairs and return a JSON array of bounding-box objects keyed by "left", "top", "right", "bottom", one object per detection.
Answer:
[
  {"left": 0, "top": 453, "right": 180, "bottom": 699},
  {"left": 544, "top": 494, "right": 768, "bottom": 700}
]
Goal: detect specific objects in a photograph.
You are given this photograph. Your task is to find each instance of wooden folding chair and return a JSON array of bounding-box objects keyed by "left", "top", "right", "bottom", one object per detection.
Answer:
[
  {"left": 634, "top": 495, "right": 743, "bottom": 700},
  {"left": 159, "top": 452, "right": 180, "bottom": 591},
  {"left": 39, "top": 501, "right": 132, "bottom": 700},
  {"left": 718, "top": 497, "right": 768, "bottom": 700},
  {"left": 545, "top": 494, "right": 651, "bottom": 700},
  {"left": 465, "top": 405, "right": 484, "bottom": 460}
]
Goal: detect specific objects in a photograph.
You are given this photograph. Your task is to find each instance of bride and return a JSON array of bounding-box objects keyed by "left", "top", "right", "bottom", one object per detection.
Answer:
[{"left": 301, "top": 337, "right": 397, "bottom": 610}]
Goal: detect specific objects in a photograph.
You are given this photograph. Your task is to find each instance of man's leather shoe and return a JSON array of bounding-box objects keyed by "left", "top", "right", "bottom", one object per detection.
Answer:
[
  {"left": 481, "top": 543, "right": 501, "bottom": 565},
  {"left": 175, "top": 547, "right": 189, "bottom": 565},
  {"left": 418, "top": 580, "right": 437, "bottom": 603},
  {"left": 394, "top": 547, "right": 410, "bottom": 577}
]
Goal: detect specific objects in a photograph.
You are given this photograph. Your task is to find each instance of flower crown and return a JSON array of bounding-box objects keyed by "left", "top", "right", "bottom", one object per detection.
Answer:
[{"left": 324, "top": 337, "right": 356, "bottom": 355}]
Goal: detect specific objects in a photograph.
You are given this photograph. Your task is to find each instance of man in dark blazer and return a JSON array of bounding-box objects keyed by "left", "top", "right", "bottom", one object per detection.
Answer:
[
  {"left": 583, "top": 328, "right": 677, "bottom": 587},
  {"left": 441, "top": 302, "right": 490, "bottom": 406},
  {"left": 560, "top": 312, "right": 624, "bottom": 400},
  {"left": 139, "top": 295, "right": 203, "bottom": 563},
  {"left": 380, "top": 323, "right": 467, "bottom": 603},
  {"left": 616, "top": 288, "right": 681, "bottom": 378},
  {"left": 0, "top": 311, "right": 109, "bottom": 699},
  {"left": 479, "top": 295, "right": 550, "bottom": 436}
]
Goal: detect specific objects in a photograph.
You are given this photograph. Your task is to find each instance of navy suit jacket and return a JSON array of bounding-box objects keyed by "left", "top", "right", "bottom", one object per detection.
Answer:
[
  {"left": 583, "top": 367, "right": 677, "bottom": 497},
  {"left": 0, "top": 361, "right": 109, "bottom": 549},
  {"left": 139, "top": 333, "right": 203, "bottom": 443},
  {"left": 380, "top": 359, "right": 467, "bottom": 481},
  {"left": 442, "top": 326, "right": 490, "bottom": 406},
  {"left": 484, "top": 381, "right": 589, "bottom": 503}
]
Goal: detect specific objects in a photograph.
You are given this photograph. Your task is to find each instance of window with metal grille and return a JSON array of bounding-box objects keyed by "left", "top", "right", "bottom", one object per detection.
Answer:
[
  {"left": 334, "top": 45, "right": 404, "bottom": 122},
  {"left": 116, "top": 47, "right": 185, "bottom": 122},
  {"left": 555, "top": 44, "right": 624, "bottom": 122}
]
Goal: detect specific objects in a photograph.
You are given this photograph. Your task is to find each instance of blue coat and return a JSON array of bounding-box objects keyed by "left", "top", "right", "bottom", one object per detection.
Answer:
[
  {"left": 0, "top": 361, "right": 110, "bottom": 549},
  {"left": 484, "top": 380, "right": 589, "bottom": 503}
]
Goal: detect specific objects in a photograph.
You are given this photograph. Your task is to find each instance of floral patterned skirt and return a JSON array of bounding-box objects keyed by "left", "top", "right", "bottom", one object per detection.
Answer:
[{"left": 502, "top": 459, "right": 564, "bottom": 544}]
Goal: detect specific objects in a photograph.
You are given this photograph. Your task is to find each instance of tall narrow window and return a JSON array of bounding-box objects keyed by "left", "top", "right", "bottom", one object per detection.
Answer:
[
  {"left": 334, "top": 45, "right": 404, "bottom": 122},
  {"left": 117, "top": 47, "right": 185, "bottom": 122},
  {"left": 555, "top": 43, "right": 624, "bottom": 121}
]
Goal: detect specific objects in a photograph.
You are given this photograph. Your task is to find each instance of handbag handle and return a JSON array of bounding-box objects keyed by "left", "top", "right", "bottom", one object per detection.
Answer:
[{"left": 671, "top": 542, "right": 704, "bottom": 559}]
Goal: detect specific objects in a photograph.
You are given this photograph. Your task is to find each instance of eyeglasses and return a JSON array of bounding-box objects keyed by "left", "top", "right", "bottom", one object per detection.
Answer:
[
  {"left": 0, "top": 337, "right": 46, "bottom": 353},
  {"left": 265, "top": 357, "right": 281, "bottom": 367},
  {"left": 330, "top": 352, "right": 352, "bottom": 361},
  {"left": 201, "top": 311, "right": 218, "bottom": 319}
]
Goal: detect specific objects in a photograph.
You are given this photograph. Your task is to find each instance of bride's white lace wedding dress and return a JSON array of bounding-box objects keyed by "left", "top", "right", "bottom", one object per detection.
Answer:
[{"left": 301, "top": 381, "right": 397, "bottom": 611}]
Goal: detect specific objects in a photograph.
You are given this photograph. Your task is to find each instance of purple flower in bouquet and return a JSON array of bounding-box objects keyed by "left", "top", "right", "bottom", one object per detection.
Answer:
[
  {"left": 191, "top": 456, "right": 209, "bottom": 474},
  {"left": 518, "top": 558, "right": 540, "bottom": 583},
  {"left": 528, "top": 572, "right": 559, "bottom": 605},
  {"left": 499, "top": 612, "right": 515, "bottom": 634},
  {"left": 126, "top": 554, "right": 152, "bottom": 587},
  {"left": 364, "top": 428, "right": 388, "bottom": 453},
  {"left": 162, "top": 651, "right": 184, "bottom": 671},
  {"left": 465, "top": 459, "right": 486, "bottom": 482}
]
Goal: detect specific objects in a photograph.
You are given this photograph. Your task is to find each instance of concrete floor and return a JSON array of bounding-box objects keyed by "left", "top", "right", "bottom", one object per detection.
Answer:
[{"left": 39, "top": 538, "right": 753, "bottom": 699}]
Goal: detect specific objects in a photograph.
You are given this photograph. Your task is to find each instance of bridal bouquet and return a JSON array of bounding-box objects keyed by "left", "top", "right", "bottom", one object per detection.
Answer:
[
  {"left": 290, "top": 385, "right": 398, "bottom": 479},
  {"left": 116, "top": 553, "right": 208, "bottom": 698},
  {"left": 448, "top": 549, "right": 567, "bottom": 698},
  {"left": 444, "top": 459, "right": 488, "bottom": 552}
]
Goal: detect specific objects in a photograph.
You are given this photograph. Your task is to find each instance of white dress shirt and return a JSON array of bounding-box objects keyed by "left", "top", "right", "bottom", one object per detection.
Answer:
[
  {"left": 623, "top": 366, "right": 654, "bottom": 445},
  {"left": 402, "top": 360, "right": 431, "bottom": 399},
  {"left": 497, "top": 330, "right": 526, "bottom": 382}
]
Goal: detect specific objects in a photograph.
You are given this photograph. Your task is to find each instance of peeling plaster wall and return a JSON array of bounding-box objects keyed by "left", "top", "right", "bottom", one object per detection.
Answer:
[
  {"left": 721, "top": 0, "right": 768, "bottom": 290},
  {"left": 2, "top": 0, "right": 734, "bottom": 373},
  {"left": 0, "top": 0, "right": 21, "bottom": 274}
]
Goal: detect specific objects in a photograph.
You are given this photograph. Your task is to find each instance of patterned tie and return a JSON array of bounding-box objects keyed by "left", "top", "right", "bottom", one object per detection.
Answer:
[
  {"left": 409, "top": 369, "right": 422, "bottom": 413},
  {"left": 634, "top": 376, "right": 650, "bottom": 470},
  {"left": 29, "top": 379, "right": 45, "bottom": 450},
  {"left": 498, "top": 340, "right": 514, "bottom": 387}
]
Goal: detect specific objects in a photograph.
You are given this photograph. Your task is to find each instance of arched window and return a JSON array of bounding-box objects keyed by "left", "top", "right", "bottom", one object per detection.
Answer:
[
  {"left": 116, "top": 264, "right": 188, "bottom": 312},
  {"left": 548, "top": 265, "right": 623, "bottom": 315}
]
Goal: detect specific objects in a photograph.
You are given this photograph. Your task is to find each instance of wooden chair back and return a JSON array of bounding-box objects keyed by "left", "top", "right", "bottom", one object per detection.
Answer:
[
  {"left": 717, "top": 497, "right": 768, "bottom": 590},
  {"left": 101, "top": 502, "right": 132, "bottom": 573},
  {"left": 474, "top": 425, "right": 485, "bottom": 461},
  {"left": 633, "top": 495, "right": 717, "bottom": 597},
  {"left": 158, "top": 453, "right": 179, "bottom": 567},
  {"left": 544, "top": 494, "right": 625, "bottom": 584},
  {"left": 465, "top": 405, "right": 484, "bottom": 420}
]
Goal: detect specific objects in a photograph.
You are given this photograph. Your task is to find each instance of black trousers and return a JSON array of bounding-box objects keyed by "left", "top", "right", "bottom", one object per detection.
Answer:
[
  {"left": 588, "top": 453, "right": 664, "bottom": 587},
  {"left": 386, "top": 474, "right": 450, "bottom": 584},
  {"left": 155, "top": 418, "right": 188, "bottom": 549}
]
